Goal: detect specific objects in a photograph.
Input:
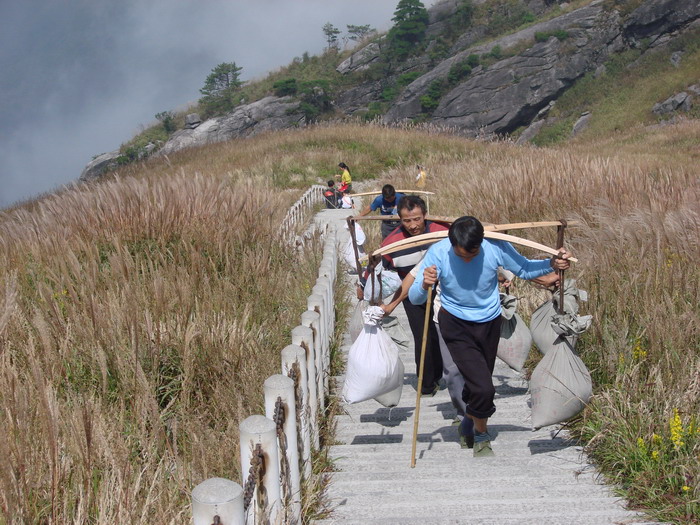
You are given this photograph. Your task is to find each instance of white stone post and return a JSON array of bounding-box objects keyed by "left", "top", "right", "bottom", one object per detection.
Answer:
[
  {"left": 281, "top": 344, "right": 312, "bottom": 480},
  {"left": 264, "top": 375, "right": 301, "bottom": 523},
  {"left": 192, "top": 478, "right": 244, "bottom": 525},
  {"left": 291, "top": 325, "right": 320, "bottom": 449},
  {"left": 305, "top": 298, "right": 326, "bottom": 406},
  {"left": 301, "top": 310, "right": 324, "bottom": 408},
  {"left": 239, "top": 415, "right": 281, "bottom": 525}
]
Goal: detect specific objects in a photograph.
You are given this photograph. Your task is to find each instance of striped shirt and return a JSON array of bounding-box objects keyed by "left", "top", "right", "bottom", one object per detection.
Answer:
[{"left": 381, "top": 221, "right": 449, "bottom": 279}]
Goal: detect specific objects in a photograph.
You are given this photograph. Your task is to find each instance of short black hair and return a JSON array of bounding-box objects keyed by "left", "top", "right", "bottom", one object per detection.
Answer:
[
  {"left": 448, "top": 216, "right": 484, "bottom": 252},
  {"left": 382, "top": 184, "right": 396, "bottom": 200},
  {"left": 397, "top": 194, "right": 427, "bottom": 216},
  {"left": 327, "top": 180, "right": 335, "bottom": 187}
]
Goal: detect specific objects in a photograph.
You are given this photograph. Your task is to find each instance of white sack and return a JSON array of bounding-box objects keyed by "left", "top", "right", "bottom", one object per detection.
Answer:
[
  {"left": 530, "top": 341, "right": 592, "bottom": 429},
  {"left": 342, "top": 306, "right": 404, "bottom": 406},
  {"left": 349, "top": 300, "right": 367, "bottom": 342},
  {"left": 363, "top": 265, "right": 402, "bottom": 303}
]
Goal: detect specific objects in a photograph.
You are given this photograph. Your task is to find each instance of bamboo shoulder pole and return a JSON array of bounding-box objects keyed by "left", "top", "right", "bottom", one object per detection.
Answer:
[
  {"left": 370, "top": 230, "right": 578, "bottom": 262},
  {"left": 411, "top": 286, "right": 433, "bottom": 468},
  {"left": 351, "top": 190, "right": 436, "bottom": 197}
]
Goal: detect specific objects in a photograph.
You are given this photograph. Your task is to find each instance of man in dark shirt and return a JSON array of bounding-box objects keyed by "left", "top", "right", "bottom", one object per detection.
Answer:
[
  {"left": 379, "top": 195, "right": 448, "bottom": 395},
  {"left": 358, "top": 184, "right": 406, "bottom": 239}
]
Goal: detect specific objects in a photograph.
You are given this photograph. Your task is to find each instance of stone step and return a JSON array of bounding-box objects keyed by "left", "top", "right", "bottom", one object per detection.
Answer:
[
  {"left": 315, "top": 509, "right": 650, "bottom": 525},
  {"left": 318, "top": 497, "right": 634, "bottom": 522}
]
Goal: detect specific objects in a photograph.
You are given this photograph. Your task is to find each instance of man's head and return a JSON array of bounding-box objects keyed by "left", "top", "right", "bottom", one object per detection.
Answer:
[
  {"left": 381, "top": 184, "right": 396, "bottom": 202},
  {"left": 397, "top": 195, "right": 428, "bottom": 236},
  {"left": 449, "top": 216, "right": 484, "bottom": 263},
  {"left": 327, "top": 180, "right": 335, "bottom": 187}
]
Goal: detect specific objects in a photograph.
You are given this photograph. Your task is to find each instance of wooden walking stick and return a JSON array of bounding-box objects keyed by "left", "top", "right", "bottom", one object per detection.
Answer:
[
  {"left": 411, "top": 286, "right": 434, "bottom": 468},
  {"left": 556, "top": 219, "right": 567, "bottom": 314}
]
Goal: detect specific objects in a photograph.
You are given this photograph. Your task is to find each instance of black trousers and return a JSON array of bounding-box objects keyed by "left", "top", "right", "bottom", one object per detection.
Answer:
[
  {"left": 438, "top": 308, "right": 502, "bottom": 419},
  {"left": 402, "top": 296, "right": 443, "bottom": 393}
]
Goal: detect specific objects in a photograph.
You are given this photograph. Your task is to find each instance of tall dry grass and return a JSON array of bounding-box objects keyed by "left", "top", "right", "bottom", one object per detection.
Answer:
[
  {"left": 363, "top": 121, "right": 699, "bottom": 522},
  {"left": 2, "top": 119, "right": 697, "bottom": 522},
  {"left": 0, "top": 171, "right": 320, "bottom": 523}
]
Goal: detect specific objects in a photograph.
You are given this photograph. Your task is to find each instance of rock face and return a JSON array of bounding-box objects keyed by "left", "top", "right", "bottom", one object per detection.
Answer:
[
  {"left": 384, "top": 3, "right": 623, "bottom": 135},
  {"left": 336, "top": 42, "right": 383, "bottom": 75},
  {"left": 159, "top": 96, "right": 305, "bottom": 156},
  {"left": 79, "top": 150, "right": 121, "bottom": 181},
  {"left": 653, "top": 91, "right": 693, "bottom": 115},
  {"left": 332, "top": 0, "right": 699, "bottom": 138}
]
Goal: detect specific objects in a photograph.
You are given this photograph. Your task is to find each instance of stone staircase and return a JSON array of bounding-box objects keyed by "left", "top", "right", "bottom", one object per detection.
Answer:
[{"left": 312, "top": 207, "right": 658, "bottom": 525}]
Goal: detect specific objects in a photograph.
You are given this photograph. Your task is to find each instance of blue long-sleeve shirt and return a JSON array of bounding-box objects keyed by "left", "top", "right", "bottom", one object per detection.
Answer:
[{"left": 408, "top": 238, "right": 554, "bottom": 323}]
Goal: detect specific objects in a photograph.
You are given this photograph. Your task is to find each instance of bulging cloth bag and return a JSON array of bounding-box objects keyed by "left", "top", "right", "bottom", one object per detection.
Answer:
[
  {"left": 341, "top": 222, "right": 367, "bottom": 272},
  {"left": 497, "top": 293, "right": 532, "bottom": 372},
  {"left": 342, "top": 306, "right": 404, "bottom": 407},
  {"left": 530, "top": 279, "right": 590, "bottom": 355},
  {"left": 363, "top": 264, "right": 402, "bottom": 303},
  {"left": 349, "top": 301, "right": 411, "bottom": 352},
  {"left": 530, "top": 341, "right": 592, "bottom": 429}
]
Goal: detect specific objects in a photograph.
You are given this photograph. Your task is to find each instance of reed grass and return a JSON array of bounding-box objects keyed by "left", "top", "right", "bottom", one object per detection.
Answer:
[
  {"left": 1, "top": 118, "right": 697, "bottom": 522},
  {"left": 0, "top": 171, "right": 320, "bottom": 522}
]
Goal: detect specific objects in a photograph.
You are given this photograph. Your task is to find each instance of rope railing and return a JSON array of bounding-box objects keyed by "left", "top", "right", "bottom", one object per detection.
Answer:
[{"left": 192, "top": 192, "right": 338, "bottom": 525}]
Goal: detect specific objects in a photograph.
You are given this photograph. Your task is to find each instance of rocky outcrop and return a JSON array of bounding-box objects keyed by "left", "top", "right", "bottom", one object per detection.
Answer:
[
  {"left": 159, "top": 96, "right": 305, "bottom": 156},
  {"left": 377, "top": 0, "right": 699, "bottom": 137},
  {"left": 336, "top": 42, "right": 382, "bottom": 74},
  {"left": 653, "top": 90, "right": 695, "bottom": 115},
  {"left": 184, "top": 113, "right": 201, "bottom": 129},
  {"left": 622, "top": 0, "right": 700, "bottom": 44},
  {"left": 80, "top": 150, "right": 121, "bottom": 181},
  {"left": 385, "top": 2, "right": 621, "bottom": 135}
]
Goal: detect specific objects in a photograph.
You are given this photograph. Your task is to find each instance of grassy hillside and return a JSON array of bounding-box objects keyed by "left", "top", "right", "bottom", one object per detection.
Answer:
[{"left": 2, "top": 118, "right": 698, "bottom": 522}]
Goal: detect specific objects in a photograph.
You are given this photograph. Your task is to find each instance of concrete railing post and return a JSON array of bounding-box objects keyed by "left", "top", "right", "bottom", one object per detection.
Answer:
[
  {"left": 264, "top": 374, "right": 301, "bottom": 523},
  {"left": 239, "top": 415, "right": 281, "bottom": 525},
  {"left": 281, "top": 344, "right": 312, "bottom": 480},
  {"left": 306, "top": 296, "right": 327, "bottom": 408},
  {"left": 291, "top": 325, "right": 320, "bottom": 449},
  {"left": 192, "top": 478, "right": 244, "bottom": 525}
]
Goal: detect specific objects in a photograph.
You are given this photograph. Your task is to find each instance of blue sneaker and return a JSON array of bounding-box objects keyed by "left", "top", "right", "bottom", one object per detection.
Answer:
[{"left": 459, "top": 417, "right": 474, "bottom": 449}]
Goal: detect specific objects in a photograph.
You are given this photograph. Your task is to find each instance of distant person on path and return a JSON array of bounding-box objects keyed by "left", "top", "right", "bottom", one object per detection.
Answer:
[
  {"left": 378, "top": 195, "right": 448, "bottom": 396},
  {"left": 415, "top": 164, "right": 427, "bottom": 189},
  {"left": 323, "top": 180, "right": 341, "bottom": 209},
  {"left": 357, "top": 184, "right": 405, "bottom": 239},
  {"left": 409, "top": 216, "right": 571, "bottom": 457},
  {"left": 339, "top": 189, "right": 355, "bottom": 209},
  {"left": 336, "top": 162, "right": 352, "bottom": 193}
]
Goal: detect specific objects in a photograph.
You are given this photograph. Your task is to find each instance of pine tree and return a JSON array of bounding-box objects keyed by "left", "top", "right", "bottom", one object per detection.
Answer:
[{"left": 387, "top": 0, "right": 429, "bottom": 60}]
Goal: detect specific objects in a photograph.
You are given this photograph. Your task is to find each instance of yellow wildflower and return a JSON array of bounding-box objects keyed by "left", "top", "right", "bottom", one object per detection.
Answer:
[
  {"left": 637, "top": 437, "right": 647, "bottom": 454},
  {"left": 682, "top": 486, "right": 691, "bottom": 492},
  {"left": 632, "top": 339, "right": 647, "bottom": 360},
  {"left": 670, "top": 408, "right": 685, "bottom": 449},
  {"left": 651, "top": 450, "right": 659, "bottom": 460},
  {"left": 652, "top": 433, "right": 662, "bottom": 445}
]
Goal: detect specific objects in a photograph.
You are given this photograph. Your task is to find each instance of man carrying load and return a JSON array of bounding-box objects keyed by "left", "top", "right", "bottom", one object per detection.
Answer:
[
  {"left": 409, "top": 216, "right": 572, "bottom": 457},
  {"left": 357, "top": 184, "right": 405, "bottom": 239},
  {"left": 378, "top": 195, "right": 448, "bottom": 396}
]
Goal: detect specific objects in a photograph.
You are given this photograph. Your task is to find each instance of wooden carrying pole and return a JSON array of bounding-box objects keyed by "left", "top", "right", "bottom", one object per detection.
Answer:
[
  {"left": 370, "top": 230, "right": 578, "bottom": 262},
  {"left": 411, "top": 286, "right": 434, "bottom": 468},
  {"left": 346, "top": 216, "right": 364, "bottom": 277}
]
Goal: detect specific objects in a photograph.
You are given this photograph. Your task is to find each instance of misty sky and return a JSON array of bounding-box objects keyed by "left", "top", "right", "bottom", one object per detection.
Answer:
[{"left": 0, "top": 0, "right": 439, "bottom": 208}]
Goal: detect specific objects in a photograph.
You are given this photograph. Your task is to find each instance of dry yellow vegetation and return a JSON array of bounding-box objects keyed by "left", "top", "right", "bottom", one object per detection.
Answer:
[{"left": 1, "top": 119, "right": 698, "bottom": 522}]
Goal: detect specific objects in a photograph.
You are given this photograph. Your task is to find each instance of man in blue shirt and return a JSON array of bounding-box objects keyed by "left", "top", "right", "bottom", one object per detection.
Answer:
[
  {"left": 409, "top": 216, "right": 572, "bottom": 457},
  {"left": 358, "top": 184, "right": 406, "bottom": 239}
]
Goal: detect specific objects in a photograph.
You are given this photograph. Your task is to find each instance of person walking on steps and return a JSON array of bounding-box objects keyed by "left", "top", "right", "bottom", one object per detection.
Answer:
[
  {"left": 357, "top": 184, "right": 405, "bottom": 239},
  {"left": 336, "top": 162, "right": 352, "bottom": 193},
  {"left": 377, "top": 195, "right": 448, "bottom": 396},
  {"left": 409, "top": 216, "right": 572, "bottom": 457}
]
